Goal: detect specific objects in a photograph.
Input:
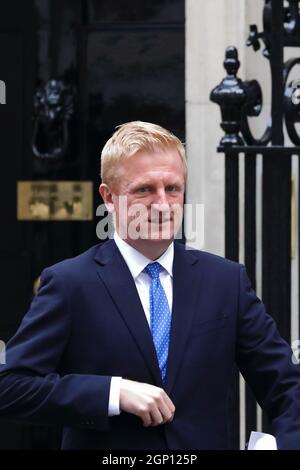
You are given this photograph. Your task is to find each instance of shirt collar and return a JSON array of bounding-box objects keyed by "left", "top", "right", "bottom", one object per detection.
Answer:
[{"left": 113, "top": 231, "right": 174, "bottom": 280}]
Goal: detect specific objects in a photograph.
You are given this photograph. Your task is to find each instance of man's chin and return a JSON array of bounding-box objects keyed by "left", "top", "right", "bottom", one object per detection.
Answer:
[
  {"left": 146, "top": 222, "right": 175, "bottom": 239},
  {"left": 144, "top": 237, "right": 173, "bottom": 243},
  {"left": 120, "top": 221, "right": 179, "bottom": 243},
  {"left": 140, "top": 231, "right": 175, "bottom": 242}
]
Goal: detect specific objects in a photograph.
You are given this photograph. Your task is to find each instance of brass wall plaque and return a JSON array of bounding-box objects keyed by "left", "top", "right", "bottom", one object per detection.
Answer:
[{"left": 17, "top": 181, "right": 93, "bottom": 221}]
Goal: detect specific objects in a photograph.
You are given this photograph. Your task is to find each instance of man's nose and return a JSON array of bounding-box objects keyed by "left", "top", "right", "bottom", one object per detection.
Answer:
[
  {"left": 152, "top": 189, "right": 169, "bottom": 211},
  {"left": 152, "top": 202, "right": 170, "bottom": 214}
]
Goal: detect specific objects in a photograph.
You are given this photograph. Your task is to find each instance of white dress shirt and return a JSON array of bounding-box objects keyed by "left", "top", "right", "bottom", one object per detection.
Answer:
[{"left": 107, "top": 232, "right": 174, "bottom": 416}]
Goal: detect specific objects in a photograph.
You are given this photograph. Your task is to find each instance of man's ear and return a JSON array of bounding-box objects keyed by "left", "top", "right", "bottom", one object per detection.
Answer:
[{"left": 99, "top": 183, "right": 115, "bottom": 212}]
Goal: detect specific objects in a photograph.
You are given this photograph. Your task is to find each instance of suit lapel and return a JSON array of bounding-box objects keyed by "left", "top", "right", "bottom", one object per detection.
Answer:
[
  {"left": 94, "top": 240, "right": 163, "bottom": 387},
  {"left": 94, "top": 240, "right": 202, "bottom": 393},
  {"left": 165, "top": 243, "right": 201, "bottom": 395}
]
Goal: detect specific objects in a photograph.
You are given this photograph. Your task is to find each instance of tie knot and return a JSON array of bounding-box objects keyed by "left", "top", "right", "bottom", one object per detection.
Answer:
[{"left": 145, "top": 262, "right": 161, "bottom": 280}]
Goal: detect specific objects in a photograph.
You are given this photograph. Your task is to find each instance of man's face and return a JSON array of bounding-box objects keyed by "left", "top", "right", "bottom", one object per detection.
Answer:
[{"left": 101, "top": 148, "right": 185, "bottom": 247}]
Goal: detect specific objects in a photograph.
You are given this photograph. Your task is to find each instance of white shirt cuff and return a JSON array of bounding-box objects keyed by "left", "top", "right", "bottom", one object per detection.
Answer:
[
  {"left": 248, "top": 432, "right": 277, "bottom": 450},
  {"left": 108, "top": 376, "right": 122, "bottom": 416}
]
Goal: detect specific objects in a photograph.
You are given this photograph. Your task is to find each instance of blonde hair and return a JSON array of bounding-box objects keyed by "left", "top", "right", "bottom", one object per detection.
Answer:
[{"left": 100, "top": 121, "right": 187, "bottom": 188}]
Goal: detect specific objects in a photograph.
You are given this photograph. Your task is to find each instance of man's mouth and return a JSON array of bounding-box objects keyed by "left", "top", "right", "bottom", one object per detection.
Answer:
[
  {"left": 148, "top": 218, "right": 172, "bottom": 224},
  {"left": 147, "top": 212, "right": 173, "bottom": 224}
]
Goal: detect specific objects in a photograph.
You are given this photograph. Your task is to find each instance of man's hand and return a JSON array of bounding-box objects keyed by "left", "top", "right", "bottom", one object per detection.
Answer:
[{"left": 119, "top": 379, "right": 175, "bottom": 427}]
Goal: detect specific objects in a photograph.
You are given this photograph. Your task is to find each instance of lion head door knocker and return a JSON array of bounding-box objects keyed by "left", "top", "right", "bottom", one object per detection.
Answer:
[{"left": 32, "top": 79, "right": 74, "bottom": 163}]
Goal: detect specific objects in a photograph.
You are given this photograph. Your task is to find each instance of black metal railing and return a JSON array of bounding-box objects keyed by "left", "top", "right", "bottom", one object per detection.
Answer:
[{"left": 210, "top": 0, "right": 300, "bottom": 448}]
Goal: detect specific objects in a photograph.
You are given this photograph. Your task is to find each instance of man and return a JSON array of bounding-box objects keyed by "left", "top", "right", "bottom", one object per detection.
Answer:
[{"left": 0, "top": 121, "right": 300, "bottom": 449}]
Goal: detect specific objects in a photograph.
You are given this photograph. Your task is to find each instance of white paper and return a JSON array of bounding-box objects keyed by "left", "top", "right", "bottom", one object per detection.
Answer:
[{"left": 248, "top": 431, "right": 277, "bottom": 450}]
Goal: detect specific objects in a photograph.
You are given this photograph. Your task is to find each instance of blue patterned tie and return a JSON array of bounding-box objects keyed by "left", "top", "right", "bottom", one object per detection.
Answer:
[{"left": 145, "top": 262, "right": 171, "bottom": 383}]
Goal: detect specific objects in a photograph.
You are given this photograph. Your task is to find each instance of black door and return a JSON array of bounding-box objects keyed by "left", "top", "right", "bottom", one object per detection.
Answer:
[{"left": 0, "top": 0, "right": 185, "bottom": 449}]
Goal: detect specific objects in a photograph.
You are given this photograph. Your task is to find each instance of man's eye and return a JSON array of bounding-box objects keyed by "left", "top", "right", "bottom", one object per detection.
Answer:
[
  {"left": 137, "top": 187, "right": 149, "bottom": 193},
  {"left": 166, "top": 186, "right": 177, "bottom": 192}
]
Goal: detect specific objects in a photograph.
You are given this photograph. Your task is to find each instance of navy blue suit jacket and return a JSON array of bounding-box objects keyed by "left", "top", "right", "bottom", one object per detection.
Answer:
[{"left": 0, "top": 240, "right": 300, "bottom": 449}]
